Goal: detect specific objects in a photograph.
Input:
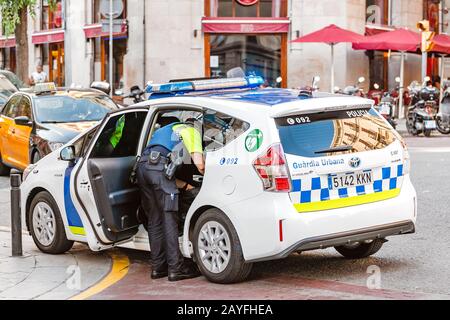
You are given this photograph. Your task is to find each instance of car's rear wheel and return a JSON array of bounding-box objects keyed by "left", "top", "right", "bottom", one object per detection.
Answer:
[
  {"left": 335, "top": 239, "right": 385, "bottom": 259},
  {"left": 193, "top": 209, "right": 253, "bottom": 284},
  {"left": 0, "top": 152, "right": 10, "bottom": 176},
  {"left": 28, "top": 191, "right": 74, "bottom": 254}
]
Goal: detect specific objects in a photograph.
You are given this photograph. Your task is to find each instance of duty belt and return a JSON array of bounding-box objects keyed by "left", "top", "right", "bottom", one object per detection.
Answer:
[{"left": 140, "top": 152, "right": 170, "bottom": 165}]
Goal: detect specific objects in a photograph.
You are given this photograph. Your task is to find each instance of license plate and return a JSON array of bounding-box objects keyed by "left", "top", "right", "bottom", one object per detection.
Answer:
[
  {"left": 425, "top": 120, "right": 436, "bottom": 129},
  {"left": 330, "top": 171, "right": 373, "bottom": 189},
  {"left": 379, "top": 105, "right": 391, "bottom": 115}
]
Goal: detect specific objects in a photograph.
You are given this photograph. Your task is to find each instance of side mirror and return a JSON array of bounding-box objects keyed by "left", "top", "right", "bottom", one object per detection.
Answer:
[
  {"left": 60, "top": 146, "right": 76, "bottom": 162},
  {"left": 14, "top": 116, "right": 32, "bottom": 127}
]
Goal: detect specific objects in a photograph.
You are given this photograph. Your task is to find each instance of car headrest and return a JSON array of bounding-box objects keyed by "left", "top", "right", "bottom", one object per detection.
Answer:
[{"left": 159, "top": 116, "right": 181, "bottom": 127}]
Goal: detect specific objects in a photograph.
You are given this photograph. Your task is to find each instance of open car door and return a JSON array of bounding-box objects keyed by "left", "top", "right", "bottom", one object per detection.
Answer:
[{"left": 75, "top": 109, "right": 149, "bottom": 245}]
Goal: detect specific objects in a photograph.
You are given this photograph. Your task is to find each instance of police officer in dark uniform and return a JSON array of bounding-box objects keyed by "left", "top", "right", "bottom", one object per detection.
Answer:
[{"left": 136, "top": 120, "right": 204, "bottom": 281}]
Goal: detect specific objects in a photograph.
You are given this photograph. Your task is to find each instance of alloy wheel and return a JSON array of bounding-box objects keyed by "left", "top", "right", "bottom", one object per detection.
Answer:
[
  {"left": 32, "top": 202, "right": 56, "bottom": 246},
  {"left": 197, "top": 221, "right": 231, "bottom": 274}
]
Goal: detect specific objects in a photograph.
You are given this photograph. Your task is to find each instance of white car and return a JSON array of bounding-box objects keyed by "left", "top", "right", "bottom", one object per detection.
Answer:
[{"left": 20, "top": 76, "right": 417, "bottom": 284}]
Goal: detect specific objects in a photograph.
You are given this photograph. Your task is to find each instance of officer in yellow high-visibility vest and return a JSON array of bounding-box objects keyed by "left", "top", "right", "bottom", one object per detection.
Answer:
[{"left": 136, "top": 120, "right": 204, "bottom": 282}]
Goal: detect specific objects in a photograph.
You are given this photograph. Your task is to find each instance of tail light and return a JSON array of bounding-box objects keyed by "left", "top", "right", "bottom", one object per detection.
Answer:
[{"left": 253, "top": 143, "right": 291, "bottom": 192}]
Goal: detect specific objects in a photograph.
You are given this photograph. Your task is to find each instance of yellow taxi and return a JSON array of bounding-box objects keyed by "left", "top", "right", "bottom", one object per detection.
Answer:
[{"left": 0, "top": 83, "right": 119, "bottom": 174}]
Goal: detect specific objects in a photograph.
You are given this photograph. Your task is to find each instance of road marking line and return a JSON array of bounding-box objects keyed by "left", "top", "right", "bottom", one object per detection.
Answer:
[
  {"left": 69, "top": 252, "right": 130, "bottom": 300},
  {"left": 409, "top": 147, "right": 450, "bottom": 153}
]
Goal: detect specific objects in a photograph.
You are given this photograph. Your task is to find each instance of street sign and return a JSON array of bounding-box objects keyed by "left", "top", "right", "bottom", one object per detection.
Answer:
[
  {"left": 101, "top": 19, "right": 124, "bottom": 33},
  {"left": 99, "top": 0, "right": 124, "bottom": 18}
]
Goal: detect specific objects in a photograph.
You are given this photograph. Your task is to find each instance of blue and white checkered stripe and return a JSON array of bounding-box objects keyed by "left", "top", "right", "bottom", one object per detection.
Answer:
[{"left": 290, "top": 164, "right": 405, "bottom": 204}]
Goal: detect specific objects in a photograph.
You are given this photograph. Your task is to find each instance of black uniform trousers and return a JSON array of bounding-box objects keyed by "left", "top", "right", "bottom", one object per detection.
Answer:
[{"left": 136, "top": 148, "right": 183, "bottom": 273}]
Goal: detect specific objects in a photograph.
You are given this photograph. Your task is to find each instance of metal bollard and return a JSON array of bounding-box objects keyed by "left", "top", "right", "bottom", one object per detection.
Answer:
[{"left": 10, "top": 169, "right": 22, "bottom": 257}]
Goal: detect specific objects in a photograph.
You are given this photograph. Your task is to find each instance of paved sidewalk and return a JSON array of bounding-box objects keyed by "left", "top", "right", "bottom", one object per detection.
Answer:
[{"left": 0, "top": 229, "right": 111, "bottom": 300}]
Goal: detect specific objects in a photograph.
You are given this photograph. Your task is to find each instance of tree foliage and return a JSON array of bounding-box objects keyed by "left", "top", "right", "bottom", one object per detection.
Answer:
[{"left": 0, "top": 0, "right": 56, "bottom": 36}]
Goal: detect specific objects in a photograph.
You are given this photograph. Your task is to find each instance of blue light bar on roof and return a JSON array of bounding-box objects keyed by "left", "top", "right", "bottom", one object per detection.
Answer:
[{"left": 146, "top": 76, "right": 264, "bottom": 95}]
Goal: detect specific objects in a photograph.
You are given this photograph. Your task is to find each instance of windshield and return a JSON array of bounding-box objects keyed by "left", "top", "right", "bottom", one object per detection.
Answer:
[
  {"left": 276, "top": 107, "right": 398, "bottom": 158},
  {"left": 1, "top": 71, "right": 27, "bottom": 88},
  {"left": 34, "top": 94, "right": 118, "bottom": 123},
  {"left": 0, "top": 77, "right": 17, "bottom": 97}
]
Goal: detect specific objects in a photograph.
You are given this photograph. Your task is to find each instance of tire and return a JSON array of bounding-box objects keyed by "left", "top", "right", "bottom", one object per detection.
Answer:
[
  {"left": 406, "top": 119, "right": 418, "bottom": 136},
  {"left": 335, "top": 239, "right": 385, "bottom": 259},
  {"left": 32, "top": 151, "right": 41, "bottom": 164},
  {"left": 0, "top": 152, "right": 10, "bottom": 176},
  {"left": 193, "top": 208, "right": 253, "bottom": 284},
  {"left": 436, "top": 118, "right": 450, "bottom": 135},
  {"left": 424, "top": 129, "right": 432, "bottom": 137},
  {"left": 28, "top": 191, "right": 74, "bottom": 254}
]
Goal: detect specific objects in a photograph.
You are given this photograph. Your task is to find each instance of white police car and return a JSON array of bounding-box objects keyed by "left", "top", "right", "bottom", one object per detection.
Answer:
[{"left": 20, "top": 76, "right": 417, "bottom": 284}]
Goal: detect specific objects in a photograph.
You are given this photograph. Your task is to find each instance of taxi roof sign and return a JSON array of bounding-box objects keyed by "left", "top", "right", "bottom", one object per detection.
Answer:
[{"left": 34, "top": 82, "right": 57, "bottom": 95}]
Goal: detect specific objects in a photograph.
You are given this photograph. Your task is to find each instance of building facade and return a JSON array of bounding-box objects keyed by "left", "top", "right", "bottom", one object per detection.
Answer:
[{"left": 0, "top": 0, "right": 448, "bottom": 93}]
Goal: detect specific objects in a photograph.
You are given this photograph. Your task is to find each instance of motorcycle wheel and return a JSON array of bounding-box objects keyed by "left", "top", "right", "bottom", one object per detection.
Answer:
[
  {"left": 406, "top": 119, "right": 419, "bottom": 136},
  {"left": 436, "top": 118, "right": 450, "bottom": 135},
  {"left": 424, "top": 129, "right": 433, "bottom": 137}
]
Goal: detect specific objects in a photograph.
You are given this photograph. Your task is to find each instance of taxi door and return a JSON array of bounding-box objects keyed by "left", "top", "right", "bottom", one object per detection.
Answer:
[
  {"left": 9, "top": 96, "right": 33, "bottom": 169},
  {"left": 0, "top": 95, "right": 27, "bottom": 168}
]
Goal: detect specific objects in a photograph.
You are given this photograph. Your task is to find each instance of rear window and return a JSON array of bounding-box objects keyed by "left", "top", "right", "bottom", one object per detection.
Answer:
[{"left": 276, "top": 107, "right": 397, "bottom": 158}]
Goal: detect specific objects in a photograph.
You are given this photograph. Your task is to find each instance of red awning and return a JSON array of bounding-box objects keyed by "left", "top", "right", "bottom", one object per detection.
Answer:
[
  {"left": 0, "top": 37, "right": 16, "bottom": 48},
  {"left": 83, "top": 22, "right": 128, "bottom": 39},
  {"left": 32, "top": 29, "right": 65, "bottom": 45},
  {"left": 365, "top": 24, "right": 395, "bottom": 36},
  {"left": 430, "top": 34, "right": 450, "bottom": 55},
  {"left": 291, "top": 24, "right": 365, "bottom": 44},
  {"left": 353, "top": 28, "right": 420, "bottom": 52},
  {"left": 202, "top": 17, "right": 290, "bottom": 34}
]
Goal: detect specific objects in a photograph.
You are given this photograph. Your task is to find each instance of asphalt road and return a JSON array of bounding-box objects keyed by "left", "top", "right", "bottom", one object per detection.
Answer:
[{"left": 1, "top": 134, "right": 449, "bottom": 299}]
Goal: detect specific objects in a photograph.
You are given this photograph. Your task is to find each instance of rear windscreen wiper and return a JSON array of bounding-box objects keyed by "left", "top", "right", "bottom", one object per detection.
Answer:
[{"left": 315, "top": 145, "right": 353, "bottom": 154}]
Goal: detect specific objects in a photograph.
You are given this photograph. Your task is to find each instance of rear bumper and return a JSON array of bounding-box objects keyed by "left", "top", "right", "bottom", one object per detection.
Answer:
[
  {"left": 247, "top": 220, "right": 415, "bottom": 263},
  {"left": 226, "top": 175, "right": 417, "bottom": 262}
]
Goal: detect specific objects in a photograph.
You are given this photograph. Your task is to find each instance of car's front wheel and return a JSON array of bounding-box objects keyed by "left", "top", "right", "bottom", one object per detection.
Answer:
[
  {"left": 335, "top": 239, "right": 385, "bottom": 259},
  {"left": 193, "top": 209, "right": 253, "bottom": 284},
  {"left": 28, "top": 191, "right": 74, "bottom": 254}
]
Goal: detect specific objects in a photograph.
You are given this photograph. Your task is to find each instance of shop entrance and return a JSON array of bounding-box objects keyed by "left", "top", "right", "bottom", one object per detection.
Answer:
[
  {"left": 49, "top": 42, "right": 65, "bottom": 86},
  {"left": 209, "top": 34, "right": 284, "bottom": 87},
  {"left": 101, "top": 38, "right": 127, "bottom": 92}
]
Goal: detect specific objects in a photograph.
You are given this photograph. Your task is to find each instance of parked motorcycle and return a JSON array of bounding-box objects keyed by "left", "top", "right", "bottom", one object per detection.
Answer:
[
  {"left": 376, "top": 91, "right": 397, "bottom": 129},
  {"left": 342, "top": 76, "right": 366, "bottom": 97},
  {"left": 298, "top": 76, "right": 321, "bottom": 97},
  {"left": 126, "top": 85, "right": 146, "bottom": 104},
  {"left": 367, "top": 83, "right": 383, "bottom": 105},
  {"left": 437, "top": 87, "right": 450, "bottom": 134},
  {"left": 406, "top": 78, "right": 439, "bottom": 137}
]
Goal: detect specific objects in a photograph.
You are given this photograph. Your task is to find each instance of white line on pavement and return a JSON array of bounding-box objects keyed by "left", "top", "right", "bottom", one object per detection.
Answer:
[{"left": 409, "top": 147, "right": 450, "bottom": 153}]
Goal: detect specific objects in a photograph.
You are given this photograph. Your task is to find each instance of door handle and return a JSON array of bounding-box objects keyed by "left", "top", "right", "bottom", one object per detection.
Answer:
[{"left": 80, "top": 181, "right": 89, "bottom": 185}]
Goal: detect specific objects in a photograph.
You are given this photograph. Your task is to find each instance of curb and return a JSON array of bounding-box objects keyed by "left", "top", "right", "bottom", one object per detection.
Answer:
[{"left": 0, "top": 226, "right": 29, "bottom": 235}]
